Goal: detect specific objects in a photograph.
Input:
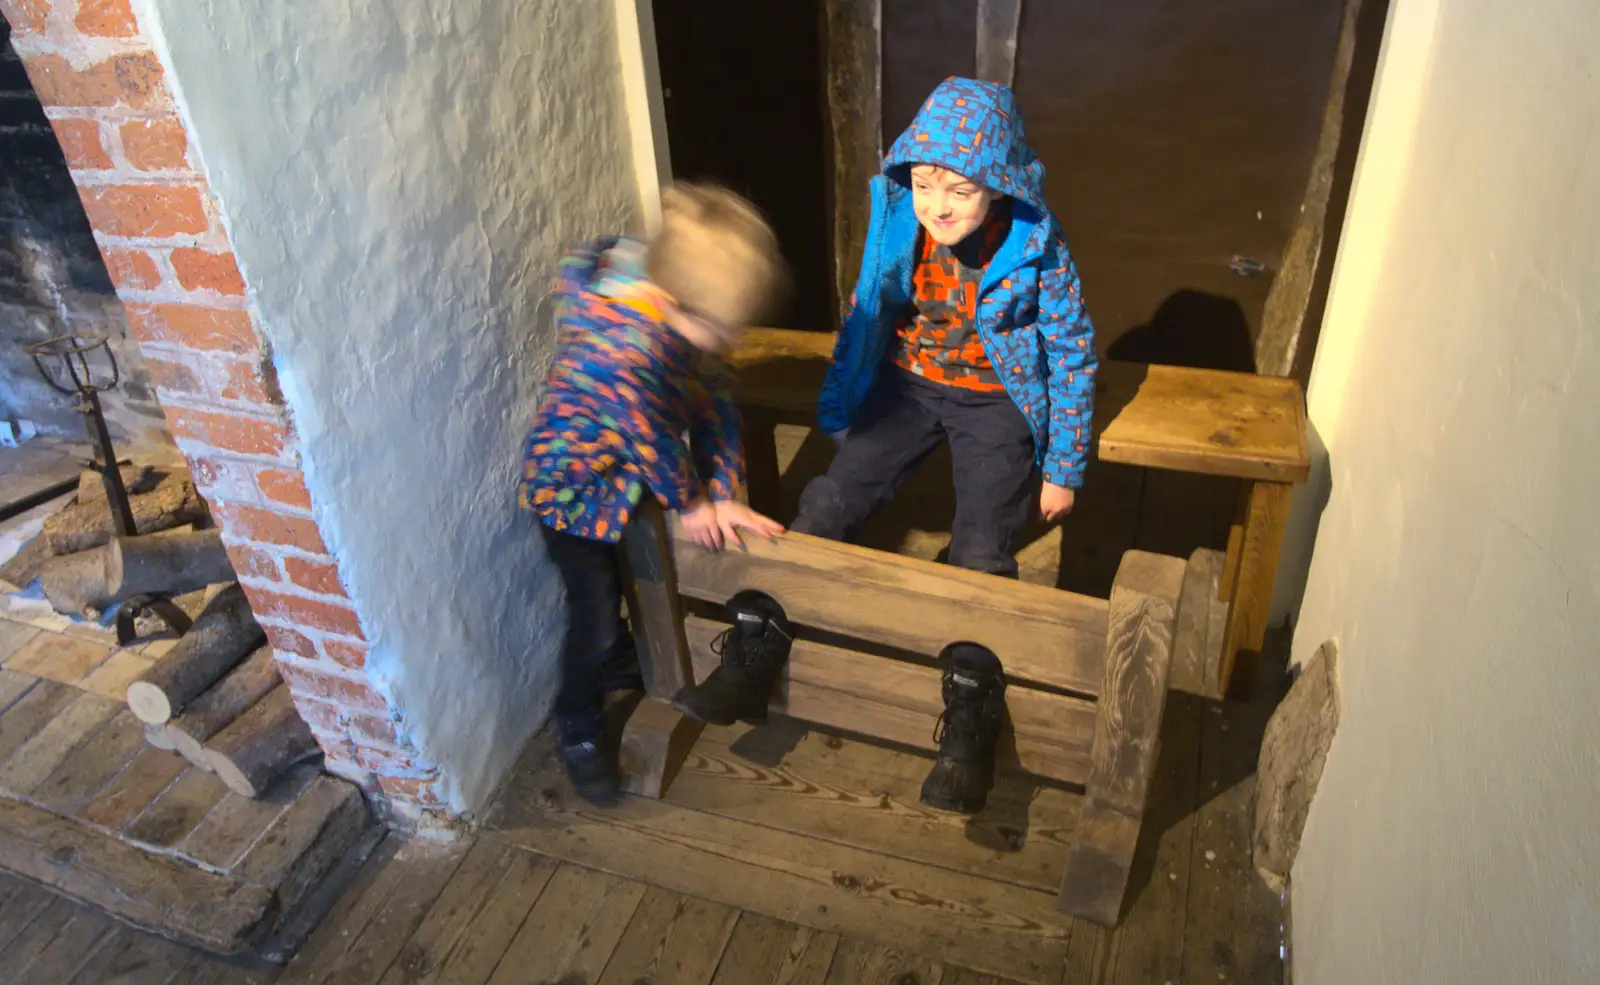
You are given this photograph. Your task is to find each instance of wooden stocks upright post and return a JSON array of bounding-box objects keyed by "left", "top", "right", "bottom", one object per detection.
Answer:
[{"left": 616, "top": 497, "right": 701, "bottom": 798}]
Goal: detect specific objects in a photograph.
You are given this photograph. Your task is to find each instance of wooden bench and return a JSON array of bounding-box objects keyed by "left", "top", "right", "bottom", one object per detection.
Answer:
[
  {"left": 726, "top": 327, "right": 1311, "bottom": 694},
  {"left": 616, "top": 498, "right": 1187, "bottom": 926}
]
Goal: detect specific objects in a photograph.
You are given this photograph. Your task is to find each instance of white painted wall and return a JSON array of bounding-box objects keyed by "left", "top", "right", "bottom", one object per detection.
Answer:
[
  {"left": 1290, "top": 0, "right": 1600, "bottom": 980},
  {"left": 139, "top": 0, "right": 641, "bottom": 813}
]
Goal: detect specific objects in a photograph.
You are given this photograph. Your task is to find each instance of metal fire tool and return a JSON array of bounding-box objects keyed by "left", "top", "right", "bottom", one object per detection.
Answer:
[{"left": 26, "top": 334, "right": 192, "bottom": 643}]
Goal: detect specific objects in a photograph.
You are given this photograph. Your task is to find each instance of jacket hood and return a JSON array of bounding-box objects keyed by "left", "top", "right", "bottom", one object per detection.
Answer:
[{"left": 883, "top": 77, "right": 1048, "bottom": 216}]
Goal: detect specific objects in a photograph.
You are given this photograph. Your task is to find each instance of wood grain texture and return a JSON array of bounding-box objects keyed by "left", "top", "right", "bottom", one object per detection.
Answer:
[
  {"left": 1084, "top": 552, "right": 1184, "bottom": 815},
  {"left": 597, "top": 885, "right": 740, "bottom": 985},
  {"left": 1171, "top": 549, "right": 1228, "bottom": 698},
  {"left": 64, "top": 925, "right": 192, "bottom": 985},
  {"left": 78, "top": 746, "right": 189, "bottom": 831},
  {"left": 974, "top": 0, "right": 1022, "bottom": 85},
  {"left": 123, "top": 766, "right": 229, "bottom": 849},
  {"left": 1096, "top": 365, "right": 1310, "bottom": 483},
  {"left": 711, "top": 912, "right": 832, "bottom": 985},
  {"left": 619, "top": 695, "right": 704, "bottom": 799},
  {"left": 0, "top": 677, "right": 79, "bottom": 764},
  {"left": 673, "top": 524, "right": 1109, "bottom": 695},
  {"left": 823, "top": 937, "right": 946, "bottom": 985},
  {"left": 1218, "top": 481, "right": 1293, "bottom": 695},
  {"left": 373, "top": 839, "right": 524, "bottom": 985},
  {"left": 621, "top": 497, "right": 695, "bottom": 698},
  {"left": 485, "top": 864, "right": 646, "bottom": 985},
  {"left": 277, "top": 838, "right": 465, "bottom": 985},
  {"left": 685, "top": 615, "right": 1095, "bottom": 784},
  {"left": 823, "top": 0, "right": 882, "bottom": 319},
  {"left": 0, "top": 666, "right": 39, "bottom": 713},
  {"left": 726, "top": 330, "right": 1310, "bottom": 484},
  {"left": 0, "top": 690, "right": 121, "bottom": 796},
  {"left": 1058, "top": 551, "right": 1184, "bottom": 926},
  {"left": 0, "top": 794, "right": 276, "bottom": 952},
  {"left": 181, "top": 763, "right": 317, "bottom": 871},
  {"left": 489, "top": 752, "right": 1073, "bottom": 984},
  {"left": 669, "top": 727, "right": 1079, "bottom": 894},
  {"left": 12, "top": 903, "right": 116, "bottom": 985}
]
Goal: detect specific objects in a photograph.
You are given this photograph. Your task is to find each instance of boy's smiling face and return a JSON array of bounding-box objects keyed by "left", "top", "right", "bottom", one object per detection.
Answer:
[{"left": 910, "top": 164, "right": 998, "bottom": 247}]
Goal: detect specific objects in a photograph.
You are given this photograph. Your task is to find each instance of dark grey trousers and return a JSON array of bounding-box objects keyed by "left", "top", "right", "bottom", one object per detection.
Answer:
[{"left": 792, "top": 368, "right": 1038, "bottom": 577}]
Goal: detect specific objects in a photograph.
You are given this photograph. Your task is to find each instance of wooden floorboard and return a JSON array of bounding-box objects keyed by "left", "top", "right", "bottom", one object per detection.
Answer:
[
  {"left": 277, "top": 836, "right": 466, "bottom": 985},
  {"left": 13, "top": 901, "right": 118, "bottom": 985},
  {"left": 1182, "top": 691, "right": 1285, "bottom": 985},
  {"left": 0, "top": 869, "right": 50, "bottom": 950},
  {"left": 485, "top": 864, "right": 646, "bottom": 985},
  {"left": 78, "top": 747, "right": 189, "bottom": 831},
  {"left": 65, "top": 924, "right": 194, "bottom": 985},
  {"left": 596, "top": 884, "right": 740, "bottom": 985},
  {"left": 1092, "top": 694, "right": 1207, "bottom": 985},
  {"left": 486, "top": 741, "right": 1073, "bottom": 985},
  {"left": 672, "top": 720, "right": 1079, "bottom": 894},
  {"left": 710, "top": 912, "right": 839, "bottom": 985},
  {"left": 373, "top": 838, "right": 522, "bottom": 985},
  {"left": 30, "top": 708, "right": 148, "bottom": 818},
  {"left": 822, "top": 937, "right": 948, "bottom": 985}
]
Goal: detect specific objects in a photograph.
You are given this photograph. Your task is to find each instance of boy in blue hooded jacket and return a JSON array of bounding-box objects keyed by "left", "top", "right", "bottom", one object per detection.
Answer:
[
  {"left": 789, "top": 78, "right": 1096, "bottom": 814},
  {"left": 794, "top": 77, "right": 1096, "bottom": 582}
]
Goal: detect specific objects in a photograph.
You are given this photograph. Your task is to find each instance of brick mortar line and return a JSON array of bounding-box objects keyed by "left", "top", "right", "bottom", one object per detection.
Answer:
[
  {"left": 9, "top": 35, "right": 158, "bottom": 62},
  {"left": 237, "top": 575, "right": 356, "bottom": 609},
  {"left": 116, "top": 290, "right": 251, "bottom": 309},
  {"left": 254, "top": 614, "right": 367, "bottom": 650}
]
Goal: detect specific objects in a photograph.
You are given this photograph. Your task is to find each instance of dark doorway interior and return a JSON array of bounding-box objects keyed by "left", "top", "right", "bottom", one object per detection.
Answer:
[{"left": 652, "top": 0, "right": 832, "bottom": 331}]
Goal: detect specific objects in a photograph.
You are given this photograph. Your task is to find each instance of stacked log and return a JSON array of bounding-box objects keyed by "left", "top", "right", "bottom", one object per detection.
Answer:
[
  {"left": 131, "top": 593, "right": 322, "bottom": 798},
  {"left": 4, "top": 465, "right": 216, "bottom": 619},
  {"left": 2, "top": 461, "right": 324, "bottom": 798}
]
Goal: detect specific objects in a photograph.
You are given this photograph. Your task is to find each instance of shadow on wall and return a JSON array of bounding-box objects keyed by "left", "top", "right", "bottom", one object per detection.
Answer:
[{"left": 1106, "top": 288, "right": 1257, "bottom": 373}]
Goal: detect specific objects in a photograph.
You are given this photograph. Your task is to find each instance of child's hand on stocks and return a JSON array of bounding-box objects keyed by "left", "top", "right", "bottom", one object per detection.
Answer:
[
  {"left": 1039, "top": 482, "right": 1075, "bottom": 524},
  {"left": 680, "top": 499, "right": 786, "bottom": 552}
]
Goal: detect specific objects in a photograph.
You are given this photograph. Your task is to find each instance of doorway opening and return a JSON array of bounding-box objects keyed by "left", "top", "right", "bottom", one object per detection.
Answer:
[{"left": 650, "top": 0, "right": 832, "bottom": 332}]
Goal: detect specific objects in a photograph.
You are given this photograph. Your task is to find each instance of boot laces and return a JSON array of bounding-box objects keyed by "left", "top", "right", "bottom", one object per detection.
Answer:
[
  {"left": 710, "top": 617, "right": 791, "bottom": 669},
  {"left": 931, "top": 675, "right": 1003, "bottom": 752}
]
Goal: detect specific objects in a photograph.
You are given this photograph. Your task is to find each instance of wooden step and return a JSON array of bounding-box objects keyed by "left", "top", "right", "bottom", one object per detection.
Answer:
[
  {"left": 486, "top": 726, "right": 1080, "bottom": 985},
  {"left": 0, "top": 669, "right": 380, "bottom": 957}
]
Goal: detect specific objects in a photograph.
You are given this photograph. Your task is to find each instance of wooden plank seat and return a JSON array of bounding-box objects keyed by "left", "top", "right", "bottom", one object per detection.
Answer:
[
  {"left": 726, "top": 327, "right": 1311, "bottom": 694},
  {"left": 615, "top": 496, "right": 1187, "bottom": 926}
]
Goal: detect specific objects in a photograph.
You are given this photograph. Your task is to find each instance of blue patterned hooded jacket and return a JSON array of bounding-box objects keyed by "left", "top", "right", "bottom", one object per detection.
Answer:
[{"left": 818, "top": 77, "right": 1097, "bottom": 489}]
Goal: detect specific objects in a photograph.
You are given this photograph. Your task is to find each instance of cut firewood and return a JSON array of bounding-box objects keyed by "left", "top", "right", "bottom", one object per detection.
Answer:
[
  {"left": 143, "top": 723, "right": 178, "bottom": 751},
  {"left": 167, "top": 646, "right": 280, "bottom": 765},
  {"left": 76, "top": 465, "right": 159, "bottom": 505},
  {"left": 126, "top": 585, "right": 265, "bottom": 725},
  {"left": 38, "top": 546, "right": 115, "bottom": 617},
  {"left": 43, "top": 472, "right": 206, "bottom": 556},
  {"left": 105, "top": 528, "right": 232, "bottom": 598},
  {"left": 203, "top": 686, "right": 320, "bottom": 798},
  {"left": 0, "top": 535, "right": 52, "bottom": 593}
]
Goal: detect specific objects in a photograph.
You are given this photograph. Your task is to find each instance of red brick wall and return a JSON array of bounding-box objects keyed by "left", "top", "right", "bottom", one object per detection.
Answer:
[{"left": 0, "top": 0, "right": 444, "bottom": 820}]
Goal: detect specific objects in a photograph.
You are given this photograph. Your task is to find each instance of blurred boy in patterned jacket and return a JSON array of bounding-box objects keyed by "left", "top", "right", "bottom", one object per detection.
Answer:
[
  {"left": 520, "top": 184, "right": 788, "bottom": 804},
  {"left": 790, "top": 77, "right": 1098, "bottom": 814}
]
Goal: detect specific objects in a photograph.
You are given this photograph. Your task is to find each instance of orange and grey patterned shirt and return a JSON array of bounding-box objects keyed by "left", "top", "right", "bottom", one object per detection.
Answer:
[{"left": 892, "top": 199, "right": 1013, "bottom": 391}]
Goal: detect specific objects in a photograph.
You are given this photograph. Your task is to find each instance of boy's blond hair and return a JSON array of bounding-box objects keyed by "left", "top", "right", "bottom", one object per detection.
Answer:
[{"left": 649, "top": 183, "right": 788, "bottom": 329}]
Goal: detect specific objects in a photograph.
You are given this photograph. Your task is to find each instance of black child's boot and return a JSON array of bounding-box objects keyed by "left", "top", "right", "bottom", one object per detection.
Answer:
[
  {"left": 919, "top": 642, "right": 1007, "bottom": 814},
  {"left": 671, "top": 590, "right": 793, "bottom": 726}
]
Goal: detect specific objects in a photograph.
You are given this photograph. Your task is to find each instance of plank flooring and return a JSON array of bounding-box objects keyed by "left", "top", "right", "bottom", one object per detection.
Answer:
[{"left": 0, "top": 665, "right": 1281, "bottom": 983}]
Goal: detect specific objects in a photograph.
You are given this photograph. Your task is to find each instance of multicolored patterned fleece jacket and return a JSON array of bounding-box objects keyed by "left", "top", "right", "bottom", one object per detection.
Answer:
[
  {"left": 818, "top": 77, "right": 1098, "bottom": 489},
  {"left": 518, "top": 238, "right": 744, "bottom": 543}
]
